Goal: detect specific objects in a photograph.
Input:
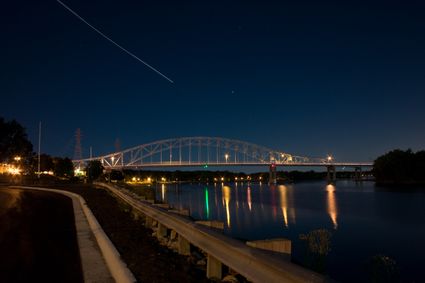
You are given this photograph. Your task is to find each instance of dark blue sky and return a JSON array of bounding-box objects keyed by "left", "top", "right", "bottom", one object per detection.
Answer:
[{"left": 1, "top": 0, "right": 425, "bottom": 162}]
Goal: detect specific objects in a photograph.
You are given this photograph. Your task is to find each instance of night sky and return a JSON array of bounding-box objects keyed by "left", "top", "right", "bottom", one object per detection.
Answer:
[{"left": 2, "top": 0, "right": 425, "bottom": 162}]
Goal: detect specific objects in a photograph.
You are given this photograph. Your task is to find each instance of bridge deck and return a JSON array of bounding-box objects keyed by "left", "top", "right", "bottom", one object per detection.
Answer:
[{"left": 109, "top": 162, "right": 373, "bottom": 168}]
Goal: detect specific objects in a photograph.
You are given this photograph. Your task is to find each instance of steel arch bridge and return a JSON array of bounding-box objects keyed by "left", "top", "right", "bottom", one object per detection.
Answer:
[{"left": 72, "top": 137, "right": 372, "bottom": 169}]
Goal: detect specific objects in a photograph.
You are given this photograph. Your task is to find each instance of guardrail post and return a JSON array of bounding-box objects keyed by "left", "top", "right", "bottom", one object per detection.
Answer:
[
  {"left": 207, "top": 254, "right": 222, "bottom": 279},
  {"left": 145, "top": 216, "right": 153, "bottom": 228},
  {"left": 177, "top": 234, "right": 190, "bottom": 255},
  {"left": 131, "top": 210, "right": 140, "bottom": 220},
  {"left": 157, "top": 223, "right": 167, "bottom": 239}
]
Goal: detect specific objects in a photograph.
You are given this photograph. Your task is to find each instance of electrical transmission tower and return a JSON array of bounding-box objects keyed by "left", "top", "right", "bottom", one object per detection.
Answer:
[{"left": 74, "top": 128, "right": 83, "bottom": 160}]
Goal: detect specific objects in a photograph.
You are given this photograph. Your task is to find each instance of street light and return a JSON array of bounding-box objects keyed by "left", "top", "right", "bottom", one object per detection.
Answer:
[
  {"left": 14, "top": 156, "right": 21, "bottom": 162},
  {"left": 225, "top": 154, "right": 229, "bottom": 163}
]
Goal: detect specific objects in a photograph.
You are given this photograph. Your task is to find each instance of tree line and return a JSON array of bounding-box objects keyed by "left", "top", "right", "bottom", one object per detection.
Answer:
[
  {"left": 3, "top": 116, "right": 423, "bottom": 185},
  {"left": 0, "top": 117, "right": 74, "bottom": 178},
  {"left": 373, "top": 149, "right": 425, "bottom": 185}
]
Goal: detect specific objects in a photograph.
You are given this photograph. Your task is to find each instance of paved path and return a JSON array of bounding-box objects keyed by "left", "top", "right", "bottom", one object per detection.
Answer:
[{"left": 0, "top": 187, "right": 83, "bottom": 283}]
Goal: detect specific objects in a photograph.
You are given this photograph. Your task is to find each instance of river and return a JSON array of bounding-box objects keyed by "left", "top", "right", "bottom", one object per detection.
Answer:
[{"left": 154, "top": 180, "right": 425, "bottom": 282}]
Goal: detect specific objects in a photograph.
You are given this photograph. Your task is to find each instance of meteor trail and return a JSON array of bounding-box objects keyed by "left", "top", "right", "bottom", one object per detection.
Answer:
[{"left": 56, "top": 0, "right": 174, "bottom": 83}]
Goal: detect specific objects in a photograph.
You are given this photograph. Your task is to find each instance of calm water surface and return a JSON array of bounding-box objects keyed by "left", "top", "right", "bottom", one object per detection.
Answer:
[{"left": 155, "top": 181, "right": 425, "bottom": 282}]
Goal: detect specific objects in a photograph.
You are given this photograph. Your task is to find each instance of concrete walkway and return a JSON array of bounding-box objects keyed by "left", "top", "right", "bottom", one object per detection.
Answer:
[{"left": 14, "top": 186, "right": 136, "bottom": 283}]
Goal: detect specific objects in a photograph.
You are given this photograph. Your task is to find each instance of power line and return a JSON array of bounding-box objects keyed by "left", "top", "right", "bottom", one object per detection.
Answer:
[{"left": 56, "top": 0, "right": 174, "bottom": 84}]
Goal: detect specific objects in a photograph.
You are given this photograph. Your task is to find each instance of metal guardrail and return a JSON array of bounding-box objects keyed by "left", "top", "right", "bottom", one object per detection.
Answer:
[{"left": 96, "top": 182, "right": 328, "bottom": 283}]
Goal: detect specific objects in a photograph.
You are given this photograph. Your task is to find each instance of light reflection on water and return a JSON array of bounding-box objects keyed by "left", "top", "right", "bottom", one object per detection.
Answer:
[
  {"left": 326, "top": 184, "right": 338, "bottom": 229},
  {"left": 161, "top": 184, "right": 166, "bottom": 202},
  {"left": 278, "top": 185, "right": 297, "bottom": 228},
  {"left": 155, "top": 181, "right": 425, "bottom": 282},
  {"left": 247, "top": 186, "right": 252, "bottom": 211},
  {"left": 222, "top": 186, "right": 231, "bottom": 228}
]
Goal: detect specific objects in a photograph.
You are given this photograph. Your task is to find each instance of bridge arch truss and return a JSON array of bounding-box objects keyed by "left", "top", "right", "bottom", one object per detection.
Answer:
[{"left": 74, "top": 137, "right": 328, "bottom": 169}]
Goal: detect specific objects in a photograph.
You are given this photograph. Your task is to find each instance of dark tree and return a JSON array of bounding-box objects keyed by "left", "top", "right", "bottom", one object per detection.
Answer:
[
  {"left": 30, "top": 153, "right": 54, "bottom": 172},
  {"left": 0, "top": 117, "right": 33, "bottom": 162},
  {"left": 110, "top": 170, "right": 124, "bottom": 181},
  {"left": 86, "top": 160, "right": 103, "bottom": 181},
  {"left": 53, "top": 157, "right": 74, "bottom": 178},
  {"left": 412, "top": 150, "right": 425, "bottom": 183},
  {"left": 373, "top": 149, "right": 425, "bottom": 184}
]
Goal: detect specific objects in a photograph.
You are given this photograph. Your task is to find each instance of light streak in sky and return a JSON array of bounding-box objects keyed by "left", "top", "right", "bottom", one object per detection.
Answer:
[{"left": 56, "top": 0, "right": 174, "bottom": 83}]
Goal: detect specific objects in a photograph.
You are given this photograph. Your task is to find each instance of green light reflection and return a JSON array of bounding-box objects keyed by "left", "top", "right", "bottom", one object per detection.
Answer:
[{"left": 205, "top": 187, "right": 210, "bottom": 219}]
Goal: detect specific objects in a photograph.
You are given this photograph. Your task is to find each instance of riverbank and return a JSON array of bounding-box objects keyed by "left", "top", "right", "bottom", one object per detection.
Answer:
[{"left": 48, "top": 184, "right": 214, "bottom": 283}]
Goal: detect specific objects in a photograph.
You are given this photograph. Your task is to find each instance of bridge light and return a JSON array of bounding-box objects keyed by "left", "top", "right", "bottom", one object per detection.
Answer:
[
  {"left": 225, "top": 154, "right": 229, "bottom": 163},
  {"left": 327, "top": 155, "right": 333, "bottom": 162},
  {"left": 203, "top": 164, "right": 208, "bottom": 168},
  {"left": 147, "top": 177, "right": 152, "bottom": 183}
]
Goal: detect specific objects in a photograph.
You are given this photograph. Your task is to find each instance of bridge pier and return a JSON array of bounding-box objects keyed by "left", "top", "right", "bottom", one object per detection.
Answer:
[
  {"left": 327, "top": 166, "right": 336, "bottom": 183},
  {"left": 354, "top": 167, "right": 362, "bottom": 181},
  {"left": 269, "top": 163, "right": 277, "bottom": 185}
]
